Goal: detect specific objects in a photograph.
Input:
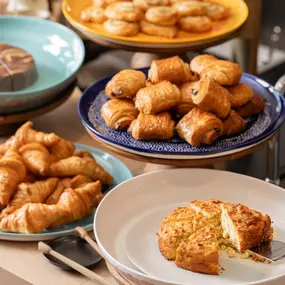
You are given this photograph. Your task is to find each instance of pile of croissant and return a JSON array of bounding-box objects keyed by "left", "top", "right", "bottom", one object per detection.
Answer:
[
  {"left": 80, "top": 0, "right": 228, "bottom": 38},
  {"left": 100, "top": 55, "right": 265, "bottom": 147},
  {"left": 0, "top": 121, "right": 113, "bottom": 234}
]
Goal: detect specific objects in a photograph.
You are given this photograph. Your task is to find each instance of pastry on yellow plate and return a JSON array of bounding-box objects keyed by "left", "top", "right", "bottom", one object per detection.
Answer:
[
  {"left": 200, "top": 60, "right": 242, "bottom": 86},
  {"left": 202, "top": 2, "right": 229, "bottom": 21},
  {"left": 135, "top": 80, "right": 181, "bottom": 114},
  {"left": 226, "top": 83, "right": 254, "bottom": 108},
  {"left": 105, "top": 69, "right": 146, "bottom": 99},
  {"left": 220, "top": 202, "right": 273, "bottom": 252},
  {"left": 145, "top": 6, "right": 178, "bottom": 26},
  {"left": 105, "top": 2, "right": 143, "bottom": 22},
  {"left": 175, "top": 225, "right": 219, "bottom": 275},
  {"left": 101, "top": 99, "right": 139, "bottom": 130},
  {"left": 222, "top": 110, "right": 246, "bottom": 137},
  {"left": 148, "top": 56, "right": 194, "bottom": 84},
  {"left": 173, "top": 1, "right": 206, "bottom": 17},
  {"left": 140, "top": 20, "right": 177, "bottom": 38},
  {"left": 93, "top": 0, "right": 130, "bottom": 8},
  {"left": 176, "top": 107, "right": 223, "bottom": 147},
  {"left": 190, "top": 54, "right": 218, "bottom": 74},
  {"left": 128, "top": 112, "right": 175, "bottom": 140},
  {"left": 178, "top": 16, "right": 212, "bottom": 33},
  {"left": 133, "top": 0, "right": 169, "bottom": 11},
  {"left": 80, "top": 6, "right": 106, "bottom": 23},
  {"left": 103, "top": 20, "right": 140, "bottom": 36}
]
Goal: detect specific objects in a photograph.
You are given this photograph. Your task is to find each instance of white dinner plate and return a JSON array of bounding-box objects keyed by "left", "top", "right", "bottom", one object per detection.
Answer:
[{"left": 94, "top": 169, "right": 285, "bottom": 285}]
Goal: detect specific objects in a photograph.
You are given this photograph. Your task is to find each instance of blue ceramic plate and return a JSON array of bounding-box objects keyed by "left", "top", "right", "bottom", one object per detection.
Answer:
[
  {"left": 78, "top": 69, "right": 285, "bottom": 157},
  {"left": 0, "top": 144, "right": 133, "bottom": 241},
  {"left": 0, "top": 16, "right": 85, "bottom": 114}
]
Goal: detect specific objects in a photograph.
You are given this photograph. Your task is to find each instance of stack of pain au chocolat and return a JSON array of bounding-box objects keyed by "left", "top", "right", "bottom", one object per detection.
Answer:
[
  {"left": 101, "top": 55, "right": 265, "bottom": 147},
  {"left": 0, "top": 121, "right": 113, "bottom": 234},
  {"left": 80, "top": 0, "right": 228, "bottom": 38}
]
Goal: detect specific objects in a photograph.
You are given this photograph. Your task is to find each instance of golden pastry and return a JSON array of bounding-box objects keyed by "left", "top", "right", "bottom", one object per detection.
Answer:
[
  {"left": 51, "top": 181, "right": 103, "bottom": 228},
  {"left": 140, "top": 20, "right": 177, "bottom": 38},
  {"left": 173, "top": 1, "right": 206, "bottom": 17},
  {"left": 190, "top": 54, "right": 218, "bottom": 75},
  {"left": 220, "top": 202, "right": 273, "bottom": 252},
  {"left": 101, "top": 99, "right": 138, "bottom": 130},
  {"left": 15, "top": 121, "right": 60, "bottom": 147},
  {"left": 19, "top": 143, "right": 50, "bottom": 176},
  {"left": 48, "top": 156, "right": 113, "bottom": 185},
  {"left": 235, "top": 94, "right": 265, "bottom": 118},
  {"left": 80, "top": 6, "right": 106, "bottom": 23},
  {"left": 105, "top": 69, "right": 146, "bottom": 99},
  {"left": 48, "top": 138, "right": 75, "bottom": 163},
  {"left": 222, "top": 110, "right": 246, "bottom": 137},
  {"left": 148, "top": 56, "right": 195, "bottom": 84},
  {"left": 192, "top": 77, "right": 231, "bottom": 119},
  {"left": 202, "top": 2, "right": 228, "bottom": 20},
  {"left": 176, "top": 81, "right": 198, "bottom": 117},
  {"left": 128, "top": 112, "right": 175, "bottom": 140},
  {"left": 0, "top": 149, "right": 26, "bottom": 207},
  {"left": 0, "top": 203, "right": 58, "bottom": 234},
  {"left": 0, "top": 178, "right": 58, "bottom": 218},
  {"left": 178, "top": 16, "right": 212, "bottom": 33},
  {"left": 175, "top": 225, "right": 219, "bottom": 275},
  {"left": 200, "top": 60, "right": 242, "bottom": 86},
  {"left": 226, "top": 83, "right": 254, "bottom": 108},
  {"left": 133, "top": 0, "right": 169, "bottom": 11},
  {"left": 135, "top": 81, "right": 181, "bottom": 114},
  {"left": 145, "top": 6, "right": 178, "bottom": 26},
  {"left": 93, "top": 0, "right": 129, "bottom": 8},
  {"left": 0, "top": 135, "right": 23, "bottom": 155},
  {"left": 73, "top": 150, "right": 95, "bottom": 160},
  {"left": 45, "top": 179, "right": 66, "bottom": 205},
  {"left": 105, "top": 2, "right": 143, "bottom": 22},
  {"left": 176, "top": 107, "right": 223, "bottom": 147},
  {"left": 103, "top": 20, "right": 140, "bottom": 36}
]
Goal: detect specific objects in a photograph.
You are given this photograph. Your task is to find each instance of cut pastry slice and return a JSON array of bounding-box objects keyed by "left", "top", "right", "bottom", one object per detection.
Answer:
[
  {"left": 0, "top": 177, "right": 59, "bottom": 218},
  {"left": 175, "top": 225, "right": 219, "bottom": 275},
  {"left": 19, "top": 143, "right": 50, "bottom": 176},
  {"left": 220, "top": 202, "right": 273, "bottom": 252}
]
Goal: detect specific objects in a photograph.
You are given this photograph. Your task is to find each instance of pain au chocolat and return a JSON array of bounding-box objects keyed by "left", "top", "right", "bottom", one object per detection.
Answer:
[{"left": 0, "top": 43, "right": 37, "bottom": 92}]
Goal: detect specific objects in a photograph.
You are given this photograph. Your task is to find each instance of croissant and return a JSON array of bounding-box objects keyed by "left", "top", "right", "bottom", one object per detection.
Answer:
[
  {"left": 19, "top": 143, "right": 50, "bottom": 176},
  {"left": 192, "top": 77, "right": 231, "bottom": 119},
  {"left": 45, "top": 175, "right": 93, "bottom": 205},
  {"left": 15, "top": 121, "right": 60, "bottom": 147},
  {"left": 0, "top": 149, "right": 26, "bottom": 207},
  {"left": 101, "top": 99, "right": 138, "bottom": 130},
  {"left": 0, "top": 203, "right": 58, "bottom": 234},
  {"left": 51, "top": 181, "right": 102, "bottom": 228},
  {"left": 0, "top": 178, "right": 59, "bottom": 218},
  {"left": 200, "top": 60, "right": 242, "bottom": 86},
  {"left": 23, "top": 172, "right": 38, "bottom": 183},
  {"left": 177, "top": 81, "right": 198, "bottom": 117},
  {"left": 0, "top": 135, "right": 24, "bottom": 155},
  {"left": 48, "top": 156, "right": 113, "bottom": 184},
  {"left": 148, "top": 56, "right": 195, "bottom": 84},
  {"left": 128, "top": 112, "right": 175, "bottom": 140},
  {"left": 48, "top": 138, "right": 75, "bottom": 163},
  {"left": 223, "top": 110, "right": 246, "bottom": 137},
  {"left": 73, "top": 150, "right": 95, "bottom": 160},
  {"left": 176, "top": 107, "right": 223, "bottom": 147},
  {"left": 235, "top": 94, "right": 265, "bottom": 118},
  {"left": 135, "top": 81, "right": 181, "bottom": 115},
  {"left": 105, "top": 69, "right": 146, "bottom": 99}
]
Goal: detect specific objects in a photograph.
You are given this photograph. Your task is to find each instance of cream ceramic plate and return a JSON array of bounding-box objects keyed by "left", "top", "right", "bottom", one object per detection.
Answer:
[{"left": 94, "top": 169, "right": 285, "bottom": 285}]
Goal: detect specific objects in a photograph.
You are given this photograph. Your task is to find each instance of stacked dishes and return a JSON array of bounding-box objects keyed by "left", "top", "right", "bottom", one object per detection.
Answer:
[{"left": 0, "top": 16, "right": 85, "bottom": 115}]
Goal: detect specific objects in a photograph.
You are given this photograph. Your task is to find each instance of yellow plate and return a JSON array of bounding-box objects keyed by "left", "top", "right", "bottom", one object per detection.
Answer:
[{"left": 62, "top": 0, "right": 248, "bottom": 45}]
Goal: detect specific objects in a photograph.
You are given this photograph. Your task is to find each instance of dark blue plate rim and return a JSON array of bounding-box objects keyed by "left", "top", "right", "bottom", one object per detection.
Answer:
[{"left": 78, "top": 70, "right": 285, "bottom": 156}]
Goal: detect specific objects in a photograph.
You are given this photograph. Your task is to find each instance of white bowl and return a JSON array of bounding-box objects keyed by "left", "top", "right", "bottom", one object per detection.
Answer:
[{"left": 94, "top": 169, "right": 285, "bottom": 285}]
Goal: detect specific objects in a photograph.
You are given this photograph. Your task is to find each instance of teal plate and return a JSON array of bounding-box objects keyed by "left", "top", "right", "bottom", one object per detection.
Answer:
[
  {"left": 0, "top": 144, "right": 133, "bottom": 241},
  {"left": 0, "top": 16, "right": 85, "bottom": 114}
]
